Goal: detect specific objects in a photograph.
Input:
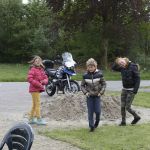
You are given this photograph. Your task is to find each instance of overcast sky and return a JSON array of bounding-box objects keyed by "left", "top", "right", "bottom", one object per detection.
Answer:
[{"left": 22, "top": 0, "right": 28, "bottom": 4}]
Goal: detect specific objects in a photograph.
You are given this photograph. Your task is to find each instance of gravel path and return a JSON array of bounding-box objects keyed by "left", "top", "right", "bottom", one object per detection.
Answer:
[{"left": 0, "top": 112, "right": 81, "bottom": 150}]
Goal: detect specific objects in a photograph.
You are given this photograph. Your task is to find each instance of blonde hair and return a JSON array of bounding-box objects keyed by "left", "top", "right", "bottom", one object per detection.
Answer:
[
  {"left": 28, "top": 55, "right": 44, "bottom": 68},
  {"left": 115, "top": 57, "right": 129, "bottom": 65},
  {"left": 86, "top": 58, "right": 97, "bottom": 67}
]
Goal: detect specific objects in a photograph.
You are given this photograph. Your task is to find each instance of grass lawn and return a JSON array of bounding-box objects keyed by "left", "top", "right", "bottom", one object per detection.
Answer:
[
  {"left": 106, "top": 91, "right": 150, "bottom": 108},
  {"left": 73, "top": 69, "right": 150, "bottom": 81},
  {"left": 72, "top": 71, "right": 122, "bottom": 81},
  {"left": 140, "top": 86, "right": 150, "bottom": 89},
  {"left": 0, "top": 64, "right": 29, "bottom": 82},
  {"left": 42, "top": 124, "right": 150, "bottom": 150},
  {"left": 133, "top": 92, "right": 150, "bottom": 108},
  {"left": 1, "top": 64, "right": 149, "bottom": 81}
]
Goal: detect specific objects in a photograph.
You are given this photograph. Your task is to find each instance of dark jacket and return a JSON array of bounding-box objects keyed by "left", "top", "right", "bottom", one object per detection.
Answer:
[
  {"left": 81, "top": 69, "right": 106, "bottom": 96},
  {"left": 112, "top": 62, "right": 140, "bottom": 94}
]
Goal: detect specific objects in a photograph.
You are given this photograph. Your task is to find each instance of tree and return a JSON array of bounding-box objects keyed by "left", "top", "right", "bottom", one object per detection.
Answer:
[
  {"left": 0, "top": 0, "right": 29, "bottom": 62},
  {"left": 47, "top": 0, "right": 149, "bottom": 68},
  {"left": 0, "top": 0, "right": 53, "bottom": 62}
]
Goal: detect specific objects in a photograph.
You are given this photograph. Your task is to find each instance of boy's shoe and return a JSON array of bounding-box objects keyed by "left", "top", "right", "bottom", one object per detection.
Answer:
[
  {"left": 89, "top": 127, "right": 95, "bottom": 132},
  {"left": 119, "top": 121, "right": 126, "bottom": 126},
  {"left": 94, "top": 121, "right": 99, "bottom": 128},
  {"left": 131, "top": 116, "right": 141, "bottom": 125},
  {"left": 29, "top": 117, "right": 37, "bottom": 124},
  {"left": 36, "top": 118, "right": 48, "bottom": 125}
]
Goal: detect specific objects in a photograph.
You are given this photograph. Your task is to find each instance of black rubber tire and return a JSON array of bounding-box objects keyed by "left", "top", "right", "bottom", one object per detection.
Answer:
[
  {"left": 45, "top": 81, "right": 56, "bottom": 96},
  {"left": 63, "top": 80, "right": 80, "bottom": 94}
]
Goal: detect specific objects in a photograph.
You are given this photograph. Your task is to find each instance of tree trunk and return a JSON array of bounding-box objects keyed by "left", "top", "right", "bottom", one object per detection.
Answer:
[{"left": 101, "top": 38, "right": 108, "bottom": 70}]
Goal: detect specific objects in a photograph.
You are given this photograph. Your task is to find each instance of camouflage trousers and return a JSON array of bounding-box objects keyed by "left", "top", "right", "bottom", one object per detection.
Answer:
[{"left": 121, "top": 89, "right": 139, "bottom": 122}]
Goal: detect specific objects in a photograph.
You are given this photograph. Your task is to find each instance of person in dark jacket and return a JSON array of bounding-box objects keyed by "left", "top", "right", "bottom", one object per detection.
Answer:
[
  {"left": 112, "top": 57, "right": 141, "bottom": 126},
  {"left": 81, "top": 58, "right": 106, "bottom": 132}
]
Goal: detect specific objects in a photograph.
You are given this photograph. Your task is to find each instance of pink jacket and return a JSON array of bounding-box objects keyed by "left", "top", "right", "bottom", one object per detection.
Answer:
[{"left": 27, "top": 66, "right": 48, "bottom": 93}]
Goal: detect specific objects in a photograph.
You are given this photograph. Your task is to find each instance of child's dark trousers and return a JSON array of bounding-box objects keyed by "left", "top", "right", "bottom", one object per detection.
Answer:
[{"left": 87, "top": 96, "right": 101, "bottom": 128}]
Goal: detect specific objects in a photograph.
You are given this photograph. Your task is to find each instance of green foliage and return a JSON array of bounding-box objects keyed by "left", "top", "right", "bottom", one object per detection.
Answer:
[
  {"left": 55, "top": 18, "right": 103, "bottom": 63},
  {"left": 0, "top": 0, "right": 28, "bottom": 62},
  {"left": 0, "top": 0, "right": 53, "bottom": 62},
  {"left": 0, "top": 0, "right": 149, "bottom": 68},
  {"left": 30, "top": 26, "right": 50, "bottom": 57},
  {"left": 51, "top": 0, "right": 150, "bottom": 68}
]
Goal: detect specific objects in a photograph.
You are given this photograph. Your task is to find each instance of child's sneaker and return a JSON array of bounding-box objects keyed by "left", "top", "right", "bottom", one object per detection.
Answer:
[
  {"left": 36, "top": 118, "right": 47, "bottom": 125},
  {"left": 29, "top": 117, "right": 37, "bottom": 124},
  {"left": 94, "top": 121, "right": 99, "bottom": 128}
]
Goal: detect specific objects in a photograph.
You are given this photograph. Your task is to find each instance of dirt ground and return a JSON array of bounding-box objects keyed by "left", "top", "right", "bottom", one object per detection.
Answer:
[{"left": 41, "top": 92, "right": 121, "bottom": 121}]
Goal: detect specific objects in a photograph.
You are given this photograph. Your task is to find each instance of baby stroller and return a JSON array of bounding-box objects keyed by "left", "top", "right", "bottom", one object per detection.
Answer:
[{"left": 0, "top": 122, "right": 34, "bottom": 150}]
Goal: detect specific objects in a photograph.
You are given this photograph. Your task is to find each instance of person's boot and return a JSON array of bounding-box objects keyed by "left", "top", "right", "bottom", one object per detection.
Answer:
[
  {"left": 119, "top": 116, "right": 126, "bottom": 126},
  {"left": 119, "top": 121, "right": 126, "bottom": 126},
  {"left": 131, "top": 116, "right": 141, "bottom": 125},
  {"left": 120, "top": 108, "right": 126, "bottom": 126},
  {"left": 89, "top": 127, "right": 95, "bottom": 132}
]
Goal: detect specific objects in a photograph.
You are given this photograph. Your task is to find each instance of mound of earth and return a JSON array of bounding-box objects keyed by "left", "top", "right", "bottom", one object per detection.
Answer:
[{"left": 41, "top": 92, "right": 121, "bottom": 121}]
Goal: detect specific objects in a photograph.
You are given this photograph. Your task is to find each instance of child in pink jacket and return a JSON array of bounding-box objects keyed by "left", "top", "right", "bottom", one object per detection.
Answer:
[{"left": 27, "top": 56, "right": 48, "bottom": 125}]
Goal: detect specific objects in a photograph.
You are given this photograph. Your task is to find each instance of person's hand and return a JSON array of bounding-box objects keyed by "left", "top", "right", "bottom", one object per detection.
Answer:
[
  {"left": 98, "top": 93, "right": 101, "bottom": 96},
  {"left": 86, "top": 92, "right": 90, "bottom": 97},
  {"left": 130, "top": 91, "right": 136, "bottom": 95},
  {"left": 98, "top": 91, "right": 104, "bottom": 96}
]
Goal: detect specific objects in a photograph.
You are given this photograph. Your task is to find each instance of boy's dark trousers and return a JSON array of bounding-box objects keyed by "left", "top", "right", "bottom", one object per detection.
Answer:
[
  {"left": 87, "top": 96, "right": 101, "bottom": 128},
  {"left": 121, "top": 89, "right": 139, "bottom": 123}
]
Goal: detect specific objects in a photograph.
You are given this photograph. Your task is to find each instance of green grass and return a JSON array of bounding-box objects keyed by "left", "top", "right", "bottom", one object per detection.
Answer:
[
  {"left": 0, "top": 64, "right": 28, "bottom": 82},
  {"left": 133, "top": 92, "right": 150, "bottom": 108},
  {"left": 72, "top": 71, "right": 122, "bottom": 81},
  {"left": 0, "top": 64, "right": 149, "bottom": 81},
  {"left": 41, "top": 124, "right": 150, "bottom": 150},
  {"left": 140, "top": 86, "right": 150, "bottom": 89},
  {"left": 106, "top": 91, "right": 150, "bottom": 108},
  {"left": 105, "top": 91, "right": 120, "bottom": 96},
  {"left": 103, "top": 70, "right": 121, "bottom": 80},
  {"left": 72, "top": 73, "right": 83, "bottom": 81},
  {"left": 73, "top": 70, "right": 150, "bottom": 81},
  {"left": 140, "top": 70, "right": 150, "bottom": 80}
]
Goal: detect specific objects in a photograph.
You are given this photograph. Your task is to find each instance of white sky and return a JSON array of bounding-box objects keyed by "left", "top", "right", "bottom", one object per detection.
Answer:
[{"left": 22, "top": 0, "right": 28, "bottom": 4}]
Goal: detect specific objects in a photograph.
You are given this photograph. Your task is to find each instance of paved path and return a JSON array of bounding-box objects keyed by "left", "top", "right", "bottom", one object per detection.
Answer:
[
  {"left": 0, "top": 81, "right": 149, "bottom": 113},
  {"left": 106, "top": 80, "right": 150, "bottom": 92},
  {"left": 78, "top": 80, "right": 150, "bottom": 92}
]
